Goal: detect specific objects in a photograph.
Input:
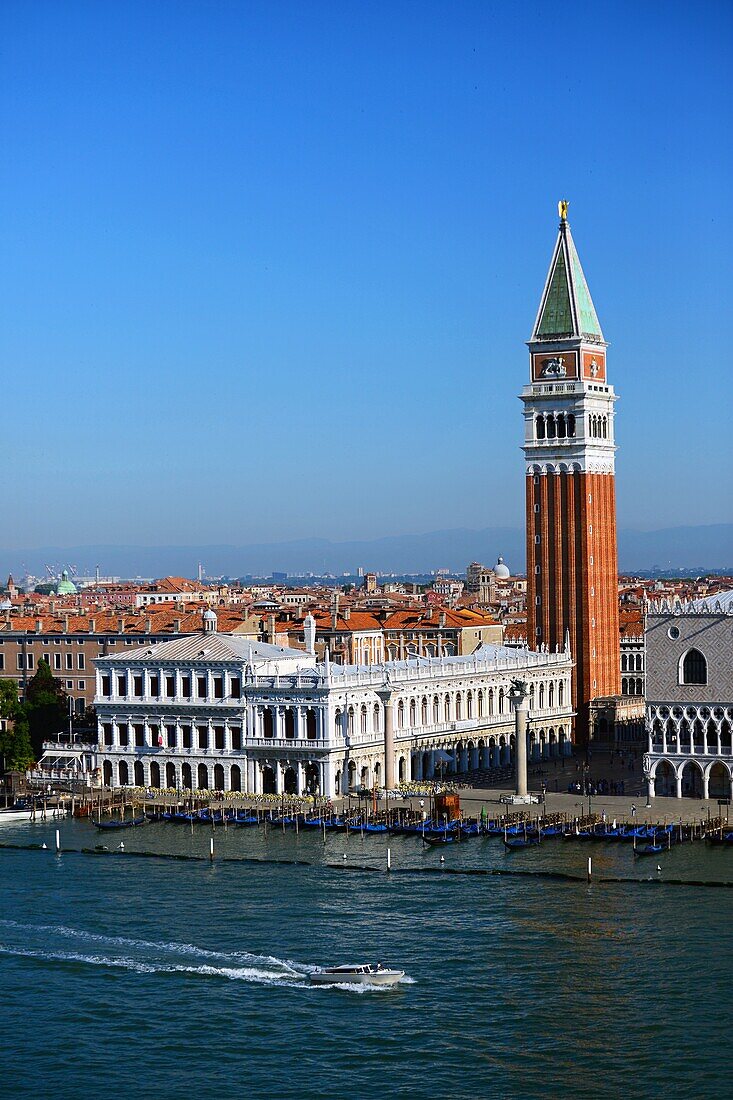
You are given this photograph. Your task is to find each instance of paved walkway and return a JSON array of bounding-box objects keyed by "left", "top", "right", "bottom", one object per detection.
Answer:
[
  {"left": 400, "top": 746, "right": 731, "bottom": 826},
  {"left": 450, "top": 788, "right": 731, "bottom": 827}
]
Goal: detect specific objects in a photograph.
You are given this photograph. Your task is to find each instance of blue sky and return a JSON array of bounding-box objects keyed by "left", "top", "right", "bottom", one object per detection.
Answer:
[{"left": 1, "top": 0, "right": 731, "bottom": 553}]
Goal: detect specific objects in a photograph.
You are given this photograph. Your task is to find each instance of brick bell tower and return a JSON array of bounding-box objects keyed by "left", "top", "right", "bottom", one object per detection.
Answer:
[{"left": 521, "top": 201, "right": 621, "bottom": 744}]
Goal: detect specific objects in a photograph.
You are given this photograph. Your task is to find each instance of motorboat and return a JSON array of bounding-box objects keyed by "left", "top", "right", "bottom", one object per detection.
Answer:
[
  {"left": 0, "top": 805, "right": 66, "bottom": 823},
  {"left": 308, "top": 963, "right": 405, "bottom": 987}
]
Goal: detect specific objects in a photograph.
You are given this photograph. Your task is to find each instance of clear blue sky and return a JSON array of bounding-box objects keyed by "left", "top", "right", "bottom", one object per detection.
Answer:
[{"left": 1, "top": 0, "right": 731, "bottom": 552}]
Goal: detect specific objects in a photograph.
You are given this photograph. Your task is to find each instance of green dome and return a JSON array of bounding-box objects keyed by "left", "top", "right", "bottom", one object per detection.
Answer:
[{"left": 56, "top": 570, "right": 77, "bottom": 595}]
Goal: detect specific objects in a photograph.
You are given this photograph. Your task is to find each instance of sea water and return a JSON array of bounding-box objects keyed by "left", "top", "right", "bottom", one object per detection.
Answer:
[{"left": 0, "top": 817, "right": 731, "bottom": 1099}]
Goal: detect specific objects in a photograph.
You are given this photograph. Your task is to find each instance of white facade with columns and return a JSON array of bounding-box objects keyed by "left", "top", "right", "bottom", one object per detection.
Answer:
[
  {"left": 644, "top": 592, "right": 733, "bottom": 800},
  {"left": 94, "top": 624, "right": 574, "bottom": 798}
]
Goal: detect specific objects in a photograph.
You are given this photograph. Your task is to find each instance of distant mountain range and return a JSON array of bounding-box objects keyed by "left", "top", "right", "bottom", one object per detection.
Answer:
[{"left": 2, "top": 524, "right": 731, "bottom": 581}]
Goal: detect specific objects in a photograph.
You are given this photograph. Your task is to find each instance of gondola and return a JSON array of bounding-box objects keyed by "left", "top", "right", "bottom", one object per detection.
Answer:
[
  {"left": 599, "top": 827, "right": 630, "bottom": 841},
  {"left": 93, "top": 815, "right": 146, "bottom": 830},
  {"left": 422, "top": 830, "right": 457, "bottom": 845},
  {"left": 503, "top": 835, "right": 540, "bottom": 849},
  {"left": 633, "top": 842, "right": 666, "bottom": 856},
  {"left": 706, "top": 831, "right": 733, "bottom": 846}
]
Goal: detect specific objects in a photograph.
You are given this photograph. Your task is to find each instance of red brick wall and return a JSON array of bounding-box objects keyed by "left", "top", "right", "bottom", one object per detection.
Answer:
[{"left": 527, "top": 469, "right": 620, "bottom": 743}]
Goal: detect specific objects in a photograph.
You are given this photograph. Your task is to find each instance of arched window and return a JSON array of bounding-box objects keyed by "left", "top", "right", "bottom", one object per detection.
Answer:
[
  {"left": 360, "top": 704, "right": 368, "bottom": 734},
  {"left": 539, "top": 683, "right": 545, "bottom": 710},
  {"left": 397, "top": 700, "right": 404, "bottom": 728},
  {"left": 456, "top": 692, "right": 462, "bottom": 720},
  {"left": 557, "top": 414, "right": 566, "bottom": 438},
  {"left": 498, "top": 688, "right": 505, "bottom": 714},
  {"left": 547, "top": 416, "right": 556, "bottom": 439},
  {"left": 467, "top": 691, "right": 473, "bottom": 718},
  {"left": 433, "top": 695, "right": 440, "bottom": 723},
  {"left": 681, "top": 649, "right": 707, "bottom": 685},
  {"left": 347, "top": 706, "right": 354, "bottom": 735},
  {"left": 558, "top": 681, "right": 564, "bottom": 706},
  {"left": 621, "top": 654, "right": 628, "bottom": 672},
  {"left": 567, "top": 414, "right": 575, "bottom": 437},
  {"left": 536, "top": 416, "right": 545, "bottom": 440},
  {"left": 488, "top": 688, "right": 494, "bottom": 715},
  {"left": 421, "top": 697, "right": 428, "bottom": 725},
  {"left": 477, "top": 689, "right": 484, "bottom": 718},
  {"left": 444, "top": 694, "right": 452, "bottom": 721},
  {"left": 409, "top": 699, "right": 416, "bottom": 726},
  {"left": 548, "top": 682, "right": 554, "bottom": 708},
  {"left": 373, "top": 703, "right": 380, "bottom": 732}
]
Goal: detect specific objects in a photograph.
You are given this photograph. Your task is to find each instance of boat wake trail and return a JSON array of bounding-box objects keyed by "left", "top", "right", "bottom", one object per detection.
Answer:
[
  {"left": 0, "top": 944, "right": 310, "bottom": 986},
  {"left": 0, "top": 921, "right": 407, "bottom": 992},
  {"left": 0, "top": 919, "right": 305, "bottom": 975}
]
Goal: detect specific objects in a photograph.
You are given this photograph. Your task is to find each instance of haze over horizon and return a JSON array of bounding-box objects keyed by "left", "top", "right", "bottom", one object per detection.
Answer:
[
  {"left": 2, "top": 1, "right": 731, "bottom": 550},
  {"left": 3, "top": 522, "right": 731, "bottom": 581}
]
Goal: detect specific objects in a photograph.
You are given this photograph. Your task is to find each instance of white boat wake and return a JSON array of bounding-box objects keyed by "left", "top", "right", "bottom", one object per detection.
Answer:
[{"left": 0, "top": 920, "right": 412, "bottom": 992}]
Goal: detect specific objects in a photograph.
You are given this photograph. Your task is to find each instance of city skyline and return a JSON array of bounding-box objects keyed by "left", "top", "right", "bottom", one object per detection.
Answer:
[{"left": 1, "top": 1, "right": 731, "bottom": 551}]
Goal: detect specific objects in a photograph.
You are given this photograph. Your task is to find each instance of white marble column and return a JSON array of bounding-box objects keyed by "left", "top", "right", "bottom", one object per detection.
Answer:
[{"left": 322, "top": 758, "right": 334, "bottom": 798}]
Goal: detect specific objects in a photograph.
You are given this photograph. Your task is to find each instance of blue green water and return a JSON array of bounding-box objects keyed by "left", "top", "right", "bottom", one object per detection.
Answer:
[{"left": 1, "top": 818, "right": 731, "bottom": 1099}]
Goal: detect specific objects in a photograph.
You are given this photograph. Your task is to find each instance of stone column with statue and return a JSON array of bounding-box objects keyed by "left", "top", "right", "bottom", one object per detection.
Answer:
[
  {"left": 509, "top": 678, "right": 531, "bottom": 803},
  {"left": 376, "top": 685, "right": 395, "bottom": 790}
]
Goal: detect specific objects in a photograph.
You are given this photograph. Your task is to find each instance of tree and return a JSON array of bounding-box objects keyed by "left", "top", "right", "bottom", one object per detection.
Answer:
[
  {"left": 0, "top": 679, "right": 36, "bottom": 772},
  {"left": 24, "top": 661, "right": 69, "bottom": 757}
]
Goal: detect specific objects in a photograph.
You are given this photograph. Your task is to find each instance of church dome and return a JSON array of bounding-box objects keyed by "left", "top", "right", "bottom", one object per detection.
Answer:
[
  {"left": 56, "top": 570, "right": 77, "bottom": 595},
  {"left": 202, "top": 607, "right": 218, "bottom": 633},
  {"left": 494, "top": 556, "right": 510, "bottom": 580}
]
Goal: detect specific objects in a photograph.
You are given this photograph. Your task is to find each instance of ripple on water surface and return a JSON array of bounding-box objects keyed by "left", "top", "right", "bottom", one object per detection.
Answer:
[{"left": 0, "top": 820, "right": 731, "bottom": 1099}]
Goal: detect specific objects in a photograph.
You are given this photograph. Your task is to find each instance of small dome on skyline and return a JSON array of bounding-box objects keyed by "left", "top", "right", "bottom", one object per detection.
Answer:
[
  {"left": 494, "top": 556, "right": 510, "bottom": 580},
  {"left": 56, "top": 569, "right": 78, "bottom": 595},
  {"left": 202, "top": 606, "right": 218, "bottom": 633}
]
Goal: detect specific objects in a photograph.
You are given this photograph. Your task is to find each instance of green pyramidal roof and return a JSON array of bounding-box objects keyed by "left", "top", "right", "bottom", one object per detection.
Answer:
[{"left": 533, "top": 221, "right": 603, "bottom": 342}]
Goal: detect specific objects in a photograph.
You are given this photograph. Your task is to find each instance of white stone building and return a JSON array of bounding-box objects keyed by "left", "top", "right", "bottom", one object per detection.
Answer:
[
  {"left": 644, "top": 591, "right": 733, "bottom": 799},
  {"left": 94, "top": 611, "right": 574, "bottom": 797}
]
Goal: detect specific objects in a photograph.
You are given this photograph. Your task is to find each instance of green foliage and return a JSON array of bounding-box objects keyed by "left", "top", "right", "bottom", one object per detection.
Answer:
[
  {"left": 0, "top": 678, "right": 36, "bottom": 771},
  {"left": 24, "top": 662, "right": 69, "bottom": 757},
  {"left": 0, "top": 678, "right": 19, "bottom": 719},
  {"left": 0, "top": 712, "right": 35, "bottom": 771},
  {"left": 72, "top": 705, "right": 97, "bottom": 731}
]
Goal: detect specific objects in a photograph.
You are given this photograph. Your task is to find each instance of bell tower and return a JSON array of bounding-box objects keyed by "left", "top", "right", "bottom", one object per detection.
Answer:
[{"left": 521, "top": 202, "right": 621, "bottom": 743}]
